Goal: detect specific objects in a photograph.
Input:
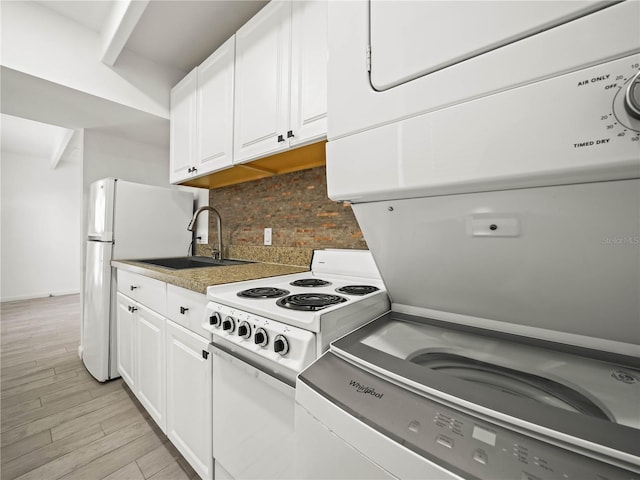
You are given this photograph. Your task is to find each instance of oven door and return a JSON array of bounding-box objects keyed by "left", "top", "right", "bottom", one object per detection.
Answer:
[{"left": 211, "top": 338, "right": 296, "bottom": 480}]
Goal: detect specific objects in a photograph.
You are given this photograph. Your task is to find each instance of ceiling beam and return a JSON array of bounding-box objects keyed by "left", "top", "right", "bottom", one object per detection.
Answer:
[
  {"left": 101, "top": 0, "right": 150, "bottom": 67},
  {"left": 50, "top": 128, "right": 77, "bottom": 169}
]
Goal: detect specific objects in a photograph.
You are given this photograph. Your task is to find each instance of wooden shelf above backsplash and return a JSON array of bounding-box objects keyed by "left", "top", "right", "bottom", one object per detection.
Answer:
[{"left": 179, "top": 141, "right": 327, "bottom": 189}]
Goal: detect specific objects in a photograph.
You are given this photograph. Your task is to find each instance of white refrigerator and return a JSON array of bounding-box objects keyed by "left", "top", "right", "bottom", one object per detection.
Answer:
[{"left": 82, "top": 178, "right": 194, "bottom": 381}]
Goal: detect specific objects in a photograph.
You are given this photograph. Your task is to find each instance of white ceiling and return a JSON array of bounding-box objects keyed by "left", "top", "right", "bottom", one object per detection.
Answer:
[
  {"left": 36, "top": 0, "right": 114, "bottom": 33},
  {"left": 5, "top": 0, "right": 268, "bottom": 159},
  {"left": 36, "top": 0, "right": 268, "bottom": 73},
  {"left": 126, "top": 1, "right": 268, "bottom": 73}
]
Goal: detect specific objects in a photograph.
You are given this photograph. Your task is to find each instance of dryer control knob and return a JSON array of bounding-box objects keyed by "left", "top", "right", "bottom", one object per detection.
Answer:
[
  {"left": 222, "top": 316, "right": 235, "bottom": 333},
  {"left": 624, "top": 71, "right": 640, "bottom": 119},
  {"left": 254, "top": 328, "right": 268, "bottom": 347},
  {"left": 238, "top": 321, "right": 251, "bottom": 339},
  {"left": 274, "top": 335, "right": 289, "bottom": 356}
]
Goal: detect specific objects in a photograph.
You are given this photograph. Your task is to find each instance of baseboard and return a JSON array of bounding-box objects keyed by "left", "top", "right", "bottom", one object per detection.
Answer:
[{"left": 0, "top": 290, "right": 81, "bottom": 303}]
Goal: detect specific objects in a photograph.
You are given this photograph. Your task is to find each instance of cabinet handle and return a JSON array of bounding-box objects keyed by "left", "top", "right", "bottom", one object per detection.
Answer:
[
  {"left": 180, "top": 306, "right": 189, "bottom": 314},
  {"left": 202, "top": 350, "right": 209, "bottom": 359},
  {"left": 128, "top": 305, "right": 138, "bottom": 313},
  {"left": 287, "top": 130, "right": 294, "bottom": 138},
  {"left": 130, "top": 285, "right": 139, "bottom": 291},
  {"left": 192, "top": 167, "right": 198, "bottom": 174},
  {"left": 277, "top": 134, "right": 285, "bottom": 143}
]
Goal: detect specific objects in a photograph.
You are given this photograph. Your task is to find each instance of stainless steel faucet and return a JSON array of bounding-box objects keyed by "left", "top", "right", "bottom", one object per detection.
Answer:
[{"left": 187, "top": 206, "right": 223, "bottom": 260}]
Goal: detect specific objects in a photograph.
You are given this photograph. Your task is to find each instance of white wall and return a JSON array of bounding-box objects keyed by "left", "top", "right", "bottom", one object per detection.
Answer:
[
  {"left": 0, "top": 128, "right": 188, "bottom": 302},
  {"left": 1, "top": 149, "right": 82, "bottom": 302},
  {"left": 80, "top": 129, "right": 207, "bottom": 252},
  {"left": 81, "top": 129, "right": 172, "bottom": 271},
  {"left": 83, "top": 129, "right": 171, "bottom": 188}
]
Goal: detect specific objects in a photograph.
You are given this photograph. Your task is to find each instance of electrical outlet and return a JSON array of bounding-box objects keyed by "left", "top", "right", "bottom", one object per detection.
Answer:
[{"left": 264, "top": 228, "right": 272, "bottom": 246}]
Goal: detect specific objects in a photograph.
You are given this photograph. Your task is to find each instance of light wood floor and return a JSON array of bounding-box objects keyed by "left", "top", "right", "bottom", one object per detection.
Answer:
[{"left": 1, "top": 294, "right": 199, "bottom": 480}]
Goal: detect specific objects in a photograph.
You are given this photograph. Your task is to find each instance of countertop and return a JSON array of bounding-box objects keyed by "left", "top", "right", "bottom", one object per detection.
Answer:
[{"left": 111, "top": 259, "right": 308, "bottom": 295}]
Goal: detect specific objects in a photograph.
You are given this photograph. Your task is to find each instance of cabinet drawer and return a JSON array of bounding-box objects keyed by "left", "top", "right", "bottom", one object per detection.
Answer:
[
  {"left": 167, "top": 284, "right": 209, "bottom": 339},
  {"left": 117, "top": 270, "right": 166, "bottom": 315}
]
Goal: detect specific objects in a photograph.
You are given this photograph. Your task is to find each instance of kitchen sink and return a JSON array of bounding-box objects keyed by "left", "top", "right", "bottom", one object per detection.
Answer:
[{"left": 136, "top": 256, "right": 254, "bottom": 270}]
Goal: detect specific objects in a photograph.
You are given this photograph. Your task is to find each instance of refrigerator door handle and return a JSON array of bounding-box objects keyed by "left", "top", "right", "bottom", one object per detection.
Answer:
[{"left": 88, "top": 234, "right": 113, "bottom": 242}]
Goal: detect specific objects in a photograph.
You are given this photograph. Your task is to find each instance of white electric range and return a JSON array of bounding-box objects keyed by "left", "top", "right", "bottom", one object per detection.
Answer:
[{"left": 202, "top": 249, "right": 390, "bottom": 480}]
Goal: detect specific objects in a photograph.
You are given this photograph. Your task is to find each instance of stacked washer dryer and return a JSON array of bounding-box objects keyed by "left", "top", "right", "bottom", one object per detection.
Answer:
[{"left": 295, "top": 1, "right": 640, "bottom": 479}]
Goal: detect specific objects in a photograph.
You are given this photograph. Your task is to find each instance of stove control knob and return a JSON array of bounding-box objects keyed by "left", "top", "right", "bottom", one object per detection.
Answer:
[
  {"left": 222, "top": 316, "right": 235, "bottom": 333},
  {"left": 209, "top": 311, "right": 223, "bottom": 328},
  {"left": 254, "top": 328, "right": 268, "bottom": 347},
  {"left": 237, "top": 321, "right": 251, "bottom": 339},
  {"left": 274, "top": 335, "right": 289, "bottom": 356}
]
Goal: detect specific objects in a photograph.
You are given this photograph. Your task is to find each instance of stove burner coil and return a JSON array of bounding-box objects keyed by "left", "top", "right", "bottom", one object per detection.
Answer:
[
  {"left": 335, "top": 285, "right": 380, "bottom": 296},
  {"left": 290, "top": 278, "right": 332, "bottom": 287},
  {"left": 237, "top": 287, "right": 290, "bottom": 299},
  {"left": 276, "top": 293, "right": 348, "bottom": 311}
]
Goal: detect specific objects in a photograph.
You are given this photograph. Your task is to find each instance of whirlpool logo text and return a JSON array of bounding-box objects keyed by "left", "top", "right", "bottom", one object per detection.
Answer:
[{"left": 349, "top": 380, "right": 384, "bottom": 399}]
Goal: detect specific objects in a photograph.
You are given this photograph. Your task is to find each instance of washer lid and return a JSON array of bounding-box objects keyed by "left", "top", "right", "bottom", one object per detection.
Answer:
[{"left": 410, "top": 352, "right": 610, "bottom": 420}]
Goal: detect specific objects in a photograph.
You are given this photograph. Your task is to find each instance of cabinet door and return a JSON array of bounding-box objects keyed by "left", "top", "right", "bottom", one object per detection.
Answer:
[
  {"left": 166, "top": 321, "right": 213, "bottom": 480},
  {"left": 136, "top": 304, "right": 166, "bottom": 433},
  {"left": 115, "top": 292, "right": 136, "bottom": 390},
  {"left": 289, "top": 0, "right": 328, "bottom": 146},
  {"left": 170, "top": 68, "right": 197, "bottom": 183},
  {"left": 197, "top": 36, "right": 235, "bottom": 175},
  {"left": 233, "top": 0, "right": 291, "bottom": 164}
]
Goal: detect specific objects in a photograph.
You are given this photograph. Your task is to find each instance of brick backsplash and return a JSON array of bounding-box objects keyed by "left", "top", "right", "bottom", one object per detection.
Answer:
[{"left": 205, "top": 166, "right": 367, "bottom": 259}]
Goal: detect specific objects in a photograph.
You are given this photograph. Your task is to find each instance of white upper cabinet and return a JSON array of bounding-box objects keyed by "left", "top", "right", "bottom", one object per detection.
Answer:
[
  {"left": 170, "top": 0, "right": 328, "bottom": 181},
  {"left": 170, "top": 69, "right": 197, "bottom": 184},
  {"left": 196, "top": 36, "right": 235, "bottom": 174},
  {"left": 233, "top": 0, "right": 327, "bottom": 164},
  {"left": 289, "top": 0, "right": 328, "bottom": 147},
  {"left": 234, "top": 0, "right": 291, "bottom": 163},
  {"left": 170, "top": 37, "right": 236, "bottom": 184}
]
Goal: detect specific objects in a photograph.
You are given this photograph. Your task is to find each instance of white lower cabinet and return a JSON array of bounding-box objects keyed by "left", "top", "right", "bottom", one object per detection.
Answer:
[
  {"left": 166, "top": 320, "right": 213, "bottom": 480},
  {"left": 116, "top": 292, "right": 136, "bottom": 390},
  {"left": 116, "top": 292, "right": 166, "bottom": 432},
  {"left": 136, "top": 304, "right": 166, "bottom": 431},
  {"left": 116, "top": 271, "right": 212, "bottom": 480}
]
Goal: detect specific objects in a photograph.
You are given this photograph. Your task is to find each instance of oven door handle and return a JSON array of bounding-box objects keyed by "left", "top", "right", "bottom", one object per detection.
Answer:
[{"left": 210, "top": 341, "right": 296, "bottom": 391}]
